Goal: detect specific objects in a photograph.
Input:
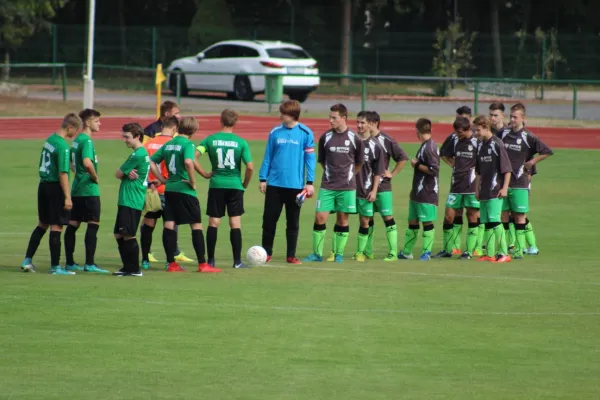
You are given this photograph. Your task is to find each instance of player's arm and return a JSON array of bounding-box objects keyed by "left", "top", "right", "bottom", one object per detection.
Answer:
[
  {"left": 183, "top": 158, "right": 196, "bottom": 189},
  {"left": 82, "top": 141, "right": 98, "bottom": 183},
  {"left": 525, "top": 137, "right": 553, "bottom": 171},
  {"left": 70, "top": 149, "right": 76, "bottom": 173},
  {"left": 258, "top": 133, "right": 274, "bottom": 183},
  {"left": 317, "top": 134, "right": 326, "bottom": 169},
  {"left": 387, "top": 142, "right": 408, "bottom": 178},
  {"left": 441, "top": 156, "right": 455, "bottom": 168},
  {"left": 498, "top": 146, "right": 512, "bottom": 198},
  {"left": 353, "top": 138, "right": 364, "bottom": 175},
  {"left": 303, "top": 130, "right": 316, "bottom": 195},
  {"left": 474, "top": 174, "right": 480, "bottom": 200},
  {"left": 242, "top": 141, "right": 254, "bottom": 189},
  {"left": 58, "top": 146, "right": 72, "bottom": 210},
  {"left": 439, "top": 135, "right": 455, "bottom": 168},
  {"left": 116, "top": 152, "right": 140, "bottom": 180}
]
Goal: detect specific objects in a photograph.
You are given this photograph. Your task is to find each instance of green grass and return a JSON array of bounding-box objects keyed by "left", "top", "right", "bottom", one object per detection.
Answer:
[{"left": 1, "top": 140, "right": 600, "bottom": 399}]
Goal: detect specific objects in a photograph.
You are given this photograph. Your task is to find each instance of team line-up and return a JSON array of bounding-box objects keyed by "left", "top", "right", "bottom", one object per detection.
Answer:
[{"left": 20, "top": 99, "right": 552, "bottom": 276}]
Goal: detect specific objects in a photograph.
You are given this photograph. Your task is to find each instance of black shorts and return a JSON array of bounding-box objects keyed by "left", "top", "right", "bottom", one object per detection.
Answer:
[
  {"left": 206, "top": 188, "right": 245, "bottom": 218},
  {"left": 70, "top": 196, "right": 101, "bottom": 223},
  {"left": 163, "top": 192, "right": 201, "bottom": 224},
  {"left": 144, "top": 194, "right": 165, "bottom": 220},
  {"left": 38, "top": 182, "right": 70, "bottom": 226},
  {"left": 113, "top": 206, "right": 142, "bottom": 237}
]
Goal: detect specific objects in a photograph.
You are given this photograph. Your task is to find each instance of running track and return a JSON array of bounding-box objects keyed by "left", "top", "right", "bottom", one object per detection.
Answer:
[{"left": 1, "top": 116, "right": 599, "bottom": 149}]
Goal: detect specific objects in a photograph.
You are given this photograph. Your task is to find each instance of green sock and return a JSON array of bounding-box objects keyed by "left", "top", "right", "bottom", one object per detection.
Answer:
[
  {"left": 422, "top": 227, "right": 435, "bottom": 254},
  {"left": 494, "top": 224, "right": 508, "bottom": 256},
  {"left": 357, "top": 232, "right": 368, "bottom": 254},
  {"left": 402, "top": 227, "right": 420, "bottom": 256},
  {"left": 335, "top": 231, "right": 349, "bottom": 256},
  {"left": 443, "top": 225, "right": 454, "bottom": 253},
  {"left": 508, "top": 222, "right": 516, "bottom": 248},
  {"left": 483, "top": 228, "right": 495, "bottom": 257},
  {"left": 312, "top": 229, "right": 326, "bottom": 257},
  {"left": 365, "top": 223, "right": 374, "bottom": 255},
  {"left": 466, "top": 226, "right": 478, "bottom": 255},
  {"left": 331, "top": 231, "right": 337, "bottom": 255},
  {"left": 453, "top": 223, "right": 463, "bottom": 251},
  {"left": 525, "top": 220, "right": 537, "bottom": 248},
  {"left": 385, "top": 224, "right": 398, "bottom": 255},
  {"left": 516, "top": 226, "right": 526, "bottom": 256},
  {"left": 476, "top": 223, "right": 485, "bottom": 250}
]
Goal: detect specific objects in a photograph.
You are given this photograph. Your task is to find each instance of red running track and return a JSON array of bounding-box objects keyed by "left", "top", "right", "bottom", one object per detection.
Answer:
[{"left": 1, "top": 115, "right": 599, "bottom": 149}]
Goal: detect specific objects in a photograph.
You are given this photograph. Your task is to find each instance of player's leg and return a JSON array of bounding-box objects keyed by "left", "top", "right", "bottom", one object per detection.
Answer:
[
  {"left": 507, "top": 214, "right": 516, "bottom": 253},
  {"left": 226, "top": 189, "right": 247, "bottom": 269},
  {"left": 162, "top": 193, "right": 180, "bottom": 270},
  {"left": 205, "top": 189, "right": 225, "bottom": 270},
  {"left": 145, "top": 194, "right": 166, "bottom": 263},
  {"left": 80, "top": 197, "right": 105, "bottom": 273},
  {"left": 490, "top": 198, "right": 510, "bottom": 263},
  {"left": 48, "top": 183, "right": 72, "bottom": 275},
  {"left": 179, "top": 192, "right": 214, "bottom": 273},
  {"left": 304, "top": 188, "right": 335, "bottom": 261},
  {"left": 64, "top": 197, "right": 82, "bottom": 271},
  {"left": 140, "top": 214, "right": 158, "bottom": 269},
  {"left": 463, "top": 206, "right": 480, "bottom": 259},
  {"left": 22, "top": 183, "right": 51, "bottom": 272},
  {"left": 452, "top": 208, "right": 464, "bottom": 255},
  {"left": 418, "top": 203, "right": 437, "bottom": 260},
  {"left": 436, "top": 194, "right": 457, "bottom": 258},
  {"left": 113, "top": 206, "right": 143, "bottom": 276},
  {"left": 375, "top": 192, "right": 397, "bottom": 261},
  {"left": 332, "top": 190, "right": 356, "bottom": 262},
  {"left": 524, "top": 217, "right": 539, "bottom": 255},
  {"left": 282, "top": 188, "right": 302, "bottom": 263},
  {"left": 206, "top": 217, "right": 221, "bottom": 266},
  {"left": 364, "top": 217, "right": 375, "bottom": 258},
  {"left": 509, "top": 189, "right": 529, "bottom": 259},
  {"left": 354, "top": 199, "right": 373, "bottom": 262},
  {"left": 327, "top": 211, "right": 343, "bottom": 262},
  {"left": 399, "top": 201, "right": 420, "bottom": 260},
  {"left": 174, "top": 224, "right": 193, "bottom": 262},
  {"left": 261, "top": 185, "right": 284, "bottom": 261}
]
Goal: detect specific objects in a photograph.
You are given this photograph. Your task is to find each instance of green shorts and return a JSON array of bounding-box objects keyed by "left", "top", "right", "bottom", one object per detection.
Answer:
[
  {"left": 480, "top": 198, "right": 503, "bottom": 223},
  {"left": 316, "top": 189, "right": 357, "bottom": 213},
  {"left": 374, "top": 191, "right": 394, "bottom": 216},
  {"left": 502, "top": 188, "right": 529, "bottom": 213},
  {"left": 356, "top": 198, "right": 374, "bottom": 217},
  {"left": 408, "top": 200, "right": 437, "bottom": 223},
  {"left": 445, "top": 193, "right": 480, "bottom": 209}
]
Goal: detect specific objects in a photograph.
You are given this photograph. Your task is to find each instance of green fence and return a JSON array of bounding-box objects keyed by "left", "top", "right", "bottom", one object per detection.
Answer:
[{"left": 9, "top": 24, "right": 600, "bottom": 80}]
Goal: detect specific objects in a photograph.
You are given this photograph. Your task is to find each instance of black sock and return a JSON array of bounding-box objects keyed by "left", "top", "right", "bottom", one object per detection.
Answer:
[
  {"left": 64, "top": 225, "right": 78, "bottom": 265},
  {"left": 25, "top": 226, "right": 47, "bottom": 259},
  {"left": 123, "top": 239, "right": 140, "bottom": 272},
  {"left": 230, "top": 228, "right": 242, "bottom": 265},
  {"left": 192, "top": 229, "right": 206, "bottom": 264},
  {"left": 207, "top": 226, "right": 218, "bottom": 260},
  {"left": 285, "top": 228, "right": 299, "bottom": 258},
  {"left": 117, "top": 238, "right": 125, "bottom": 266},
  {"left": 162, "top": 228, "right": 177, "bottom": 263},
  {"left": 49, "top": 231, "right": 61, "bottom": 267},
  {"left": 140, "top": 224, "right": 154, "bottom": 262},
  {"left": 84, "top": 224, "right": 99, "bottom": 265},
  {"left": 174, "top": 224, "right": 181, "bottom": 256}
]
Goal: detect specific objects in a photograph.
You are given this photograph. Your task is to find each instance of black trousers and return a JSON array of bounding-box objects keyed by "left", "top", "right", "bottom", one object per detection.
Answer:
[{"left": 261, "top": 185, "right": 302, "bottom": 258}]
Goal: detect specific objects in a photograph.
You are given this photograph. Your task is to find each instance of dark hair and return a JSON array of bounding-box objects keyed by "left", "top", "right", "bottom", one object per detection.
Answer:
[
  {"left": 453, "top": 116, "right": 471, "bottom": 132},
  {"left": 62, "top": 113, "right": 82, "bottom": 130},
  {"left": 330, "top": 103, "right": 348, "bottom": 118},
  {"left": 456, "top": 106, "right": 472, "bottom": 116},
  {"left": 178, "top": 116, "right": 199, "bottom": 136},
  {"left": 511, "top": 102, "right": 526, "bottom": 114},
  {"left": 416, "top": 118, "right": 432, "bottom": 134},
  {"left": 160, "top": 101, "right": 179, "bottom": 118},
  {"left": 488, "top": 102, "right": 505, "bottom": 112},
  {"left": 279, "top": 100, "right": 301, "bottom": 121},
  {"left": 122, "top": 122, "right": 144, "bottom": 139},
  {"left": 162, "top": 116, "right": 179, "bottom": 129},
  {"left": 78, "top": 108, "right": 101, "bottom": 124},
  {"left": 357, "top": 111, "right": 368, "bottom": 119},
  {"left": 365, "top": 111, "right": 381, "bottom": 128}
]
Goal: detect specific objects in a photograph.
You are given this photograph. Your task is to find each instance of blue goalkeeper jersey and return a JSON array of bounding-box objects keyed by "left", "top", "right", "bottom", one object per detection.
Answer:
[{"left": 258, "top": 122, "right": 316, "bottom": 190}]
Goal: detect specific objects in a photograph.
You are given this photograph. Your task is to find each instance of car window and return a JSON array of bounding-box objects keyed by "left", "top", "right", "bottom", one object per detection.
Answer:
[
  {"left": 220, "top": 45, "right": 240, "bottom": 58},
  {"left": 238, "top": 46, "right": 260, "bottom": 58},
  {"left": 266, "top": 47, "right": 311, "bottom": 59},
  {"left": 204, "top": 45, "right": 223, "bottom": 59}
]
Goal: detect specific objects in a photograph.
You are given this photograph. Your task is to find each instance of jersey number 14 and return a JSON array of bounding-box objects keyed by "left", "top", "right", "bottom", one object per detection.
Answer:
[{"left": 216, "top": 148, "right": 235, "bottom": 169}]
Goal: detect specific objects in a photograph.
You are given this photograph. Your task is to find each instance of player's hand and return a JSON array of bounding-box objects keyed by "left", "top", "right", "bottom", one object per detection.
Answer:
[
  {"left": 498, "top": 188, "right": 508, "bottom": 198},
  {"left": 304, "top": 184, "right": 314, "bottom": 198},
  {"left": 182, "top": 179, "right": 196, "bottom": 190},
  {"left": 383, "top": 170, "right": 392, "bottom": 179},
  {"left": 367, "top": 191, "right": 377, "bottom": 202},
  {"left": 411, "top": 158, "right": 418, "bottom": 168},
  {"left": 128, "top": 169, "right": 138, "bottom": 180},
  {"left": 201, "top": 171, "right": 213, "bottom": 179},
  {"left": 91, "top": 175, "right": 99, "bottom": 184},
  {"left": 259, "top": 182, "right": 267, "bottom": 194},
  {"left": 475, "top": 192, "right": 480, "bottom": 201},
  {"left": 64, "top": 197, "right": 73, "bottom": 211},
  {"left": 524, "top": 160, "right": 535, "bottom": 172}
]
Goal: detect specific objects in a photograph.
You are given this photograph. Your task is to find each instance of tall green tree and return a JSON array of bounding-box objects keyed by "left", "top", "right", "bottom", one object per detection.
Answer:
[
  {"left": 0, "top": 0, "right": 66, "bottom": 79},
  {"left": 188, "top": 0, "right": 235, "bottom": 49}
]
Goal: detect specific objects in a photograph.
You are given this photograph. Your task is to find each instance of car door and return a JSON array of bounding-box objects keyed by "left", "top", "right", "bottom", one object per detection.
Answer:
[
  {"left": 206, "top": 45, "right": 241, "bottom": 92},
  {"left": 186, "top": 44, "right": 224, "bottom": 91}
]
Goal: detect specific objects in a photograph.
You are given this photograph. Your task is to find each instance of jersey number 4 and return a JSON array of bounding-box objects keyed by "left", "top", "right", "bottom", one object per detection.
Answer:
[
  {"left": 216, "top": 148, "right": 235, "bottom": 170},
  {"left": 168, "top": 156, "right": 177, "bottom": 174}
]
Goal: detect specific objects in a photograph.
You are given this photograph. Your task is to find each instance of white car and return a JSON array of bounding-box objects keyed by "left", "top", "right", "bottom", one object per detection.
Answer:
[{"left": 166, "top": 40, "right": 320, "bottom": 102}]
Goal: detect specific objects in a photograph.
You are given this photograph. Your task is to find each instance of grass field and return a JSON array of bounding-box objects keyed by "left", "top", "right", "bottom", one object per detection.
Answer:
[{"left": 2, "top": 139, "right": 600, "bottom": 399}]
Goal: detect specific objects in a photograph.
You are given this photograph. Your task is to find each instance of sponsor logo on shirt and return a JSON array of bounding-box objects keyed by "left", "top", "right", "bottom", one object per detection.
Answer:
[
  {"left": 480, "top": 155, "right": 493, "bottom": 162},
  {"left": 276, "top": 138, "right": 300, "bottom": 145},
  {"left": 212, "top": 140, "right": 239, "bottom": 148},
  {"left": 329, "top": 146, "right": 350, "bottom": 153},
  {"left": 505, "top": 143, "right": 522, "bottom": 152},
  {"left": 165, "top": 144, "right": 183, "bottom": 151}
]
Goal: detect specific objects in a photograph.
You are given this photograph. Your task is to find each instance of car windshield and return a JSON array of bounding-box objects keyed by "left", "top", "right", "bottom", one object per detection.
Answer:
[{"left": 266, "top": 47, "right": 311, "bottom": 59}]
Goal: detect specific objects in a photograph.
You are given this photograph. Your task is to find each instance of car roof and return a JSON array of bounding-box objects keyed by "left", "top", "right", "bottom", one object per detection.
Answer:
[{"left": 212, "top": 40, "right": 303, "bottom": 50}]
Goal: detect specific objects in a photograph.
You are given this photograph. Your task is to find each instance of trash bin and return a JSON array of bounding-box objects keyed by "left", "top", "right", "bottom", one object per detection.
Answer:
[{"left": 265, "top": 74, "right": 283, "bottom": 104}]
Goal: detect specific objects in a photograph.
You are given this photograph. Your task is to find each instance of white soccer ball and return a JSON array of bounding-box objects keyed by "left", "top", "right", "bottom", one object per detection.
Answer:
[{"left": 246, "top": 245, "right": 268, "bottom": 266}]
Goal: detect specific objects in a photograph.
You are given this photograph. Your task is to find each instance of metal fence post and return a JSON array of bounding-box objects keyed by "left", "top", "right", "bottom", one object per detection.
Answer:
[
  {"left": 176, "top": 72, "right": 181, "bottom": 105},
  {"left": 361, "top": 78, "right": 367, "bottom": 111},
  {"left": 61, "top": 65, "right": 68, "bottom": 101},
  {"left": 151, "top": 26, "right": 157, "bottom": 68},
  {"left": 473, "top": 81, "right": 479, "bottom": 115},
  {"left": 572, "top": 85, "right": 578, "bottom": 119},
  {"left": 52, "top": 24, "right": 58, "bottom": 84}
]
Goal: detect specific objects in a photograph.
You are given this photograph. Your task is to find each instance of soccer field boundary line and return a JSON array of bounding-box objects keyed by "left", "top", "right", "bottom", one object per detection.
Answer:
[{"left": 0, "top": 292, "right": 598, "bottom": 317}]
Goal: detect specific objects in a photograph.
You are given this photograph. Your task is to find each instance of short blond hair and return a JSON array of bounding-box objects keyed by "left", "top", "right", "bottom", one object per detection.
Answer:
[
  {"left": 473, "top": 115, "right": 492, "bottom": 130},
  {"left": 220, "top": 108, "right": 239, "bottom": 127},
  {"left": 61, "top": 113, "right": 82, "bottom": 130},
  {"left": 178, "top": 116, "right": 198, "bottom": 136}
]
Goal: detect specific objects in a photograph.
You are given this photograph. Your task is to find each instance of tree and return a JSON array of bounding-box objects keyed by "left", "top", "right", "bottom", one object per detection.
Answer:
[
  {"left": 188, "top": 0, "right": 235, "bottom": 49},
  {"left": 490, "top": 0, "right": 502, "bottom": 77},
  {"left": 340, "top": 0, "right": 352, "bottom": 85},
  {"left": 0, "top": 0, "right": 66, "bottom": 80}
]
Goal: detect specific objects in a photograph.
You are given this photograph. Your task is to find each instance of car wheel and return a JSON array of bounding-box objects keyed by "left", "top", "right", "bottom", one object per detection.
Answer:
[
  {"left": 169, "top": 70, "right": 189, "bottom": 96},
  {"left": 233, "top": 76, "right": 254, "bottom": 101},
  {"left": 288, "top": 91, "right": 310, "bottom": 103}
]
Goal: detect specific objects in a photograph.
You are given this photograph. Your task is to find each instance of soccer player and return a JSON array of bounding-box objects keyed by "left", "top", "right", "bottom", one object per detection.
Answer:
[
  {"left": 368, "top": 111, "right": 408, "bottom": 260},
  {"left": 21, "top": 113, "right": 81, "bottom": 274},
  {"left": 150, "top": 117, "right": 219, "bottom": 273},
  {"left": 435, "top": 116, "right": 481, "bottom": 259},
  {"left": 489, "top": 102, "right": 508, "bottom": 136},
  {"left": 398, "top": 118, "right": 440, "bottom": 261},
  {"left": 113, "top": 123, "right": 149, "bottom": 276},
  {"left": 473, "top": 116, "right": 512, "bottom": 263},
  {"left": 499, "top": 103, "right": 553, "bottom": 259},
  {"left": 303, "top": 103, "right": 364, "bottom": 263},
  {"left": 353, "top": 111, "right": 385, "bottom": 261},
  {"left": 196, "top": 109, "right": 254, "bottom": 269},
  {"left": 258, "top": 100, "right": 316, "bottom": 264},
  {"left": 63, "top": 109, "right": 108, "bottom": 273},
  {"left": 143, "top": 101, "right": 181, "bottom": 143}
]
